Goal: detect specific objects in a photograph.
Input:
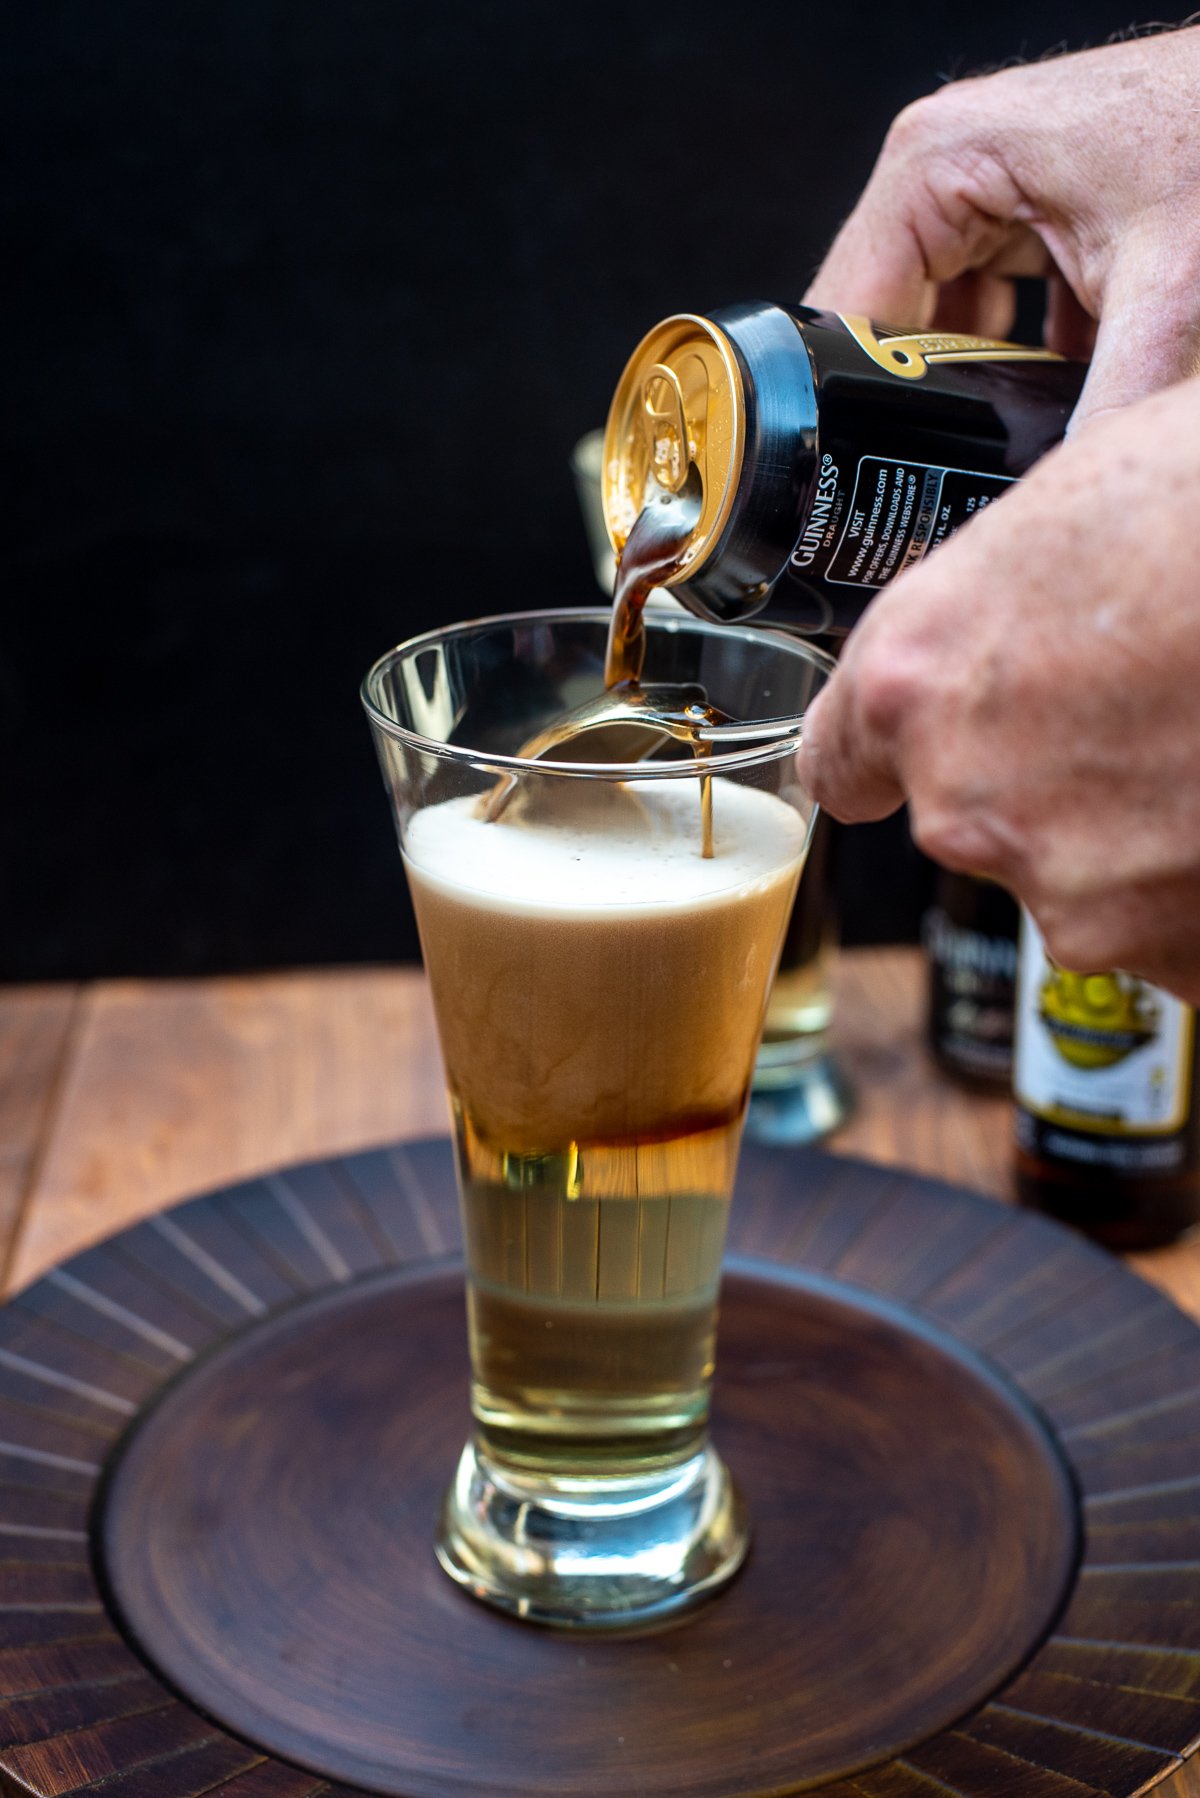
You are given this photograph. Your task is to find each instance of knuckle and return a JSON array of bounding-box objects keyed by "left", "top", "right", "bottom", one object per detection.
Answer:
[
  {"left": 910, "top": 781, "right": 1027, "bottom": 885},
  {"left": 910, "top": 807, "right": 999, "bottom": 877},
  {"left": 885, "top": 81, "right": 980, "bottom": 159},
  {"left": 854, "top": 644, "right": 919, "bottom": 744},
  {"left": 885, "top": 90, "right": 955, "bottom": 158},
  {"left": 883, "top": 81, "right": 1024, "bottom": 237}
]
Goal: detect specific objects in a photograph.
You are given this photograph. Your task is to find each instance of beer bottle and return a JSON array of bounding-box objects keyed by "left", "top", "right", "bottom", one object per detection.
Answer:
[
  {"left": 924, "top": 871, "right": 1018, "bottom": 1090},
  {"left": 1013, "top": 910, "right": 1200, "bottom": 1250}
]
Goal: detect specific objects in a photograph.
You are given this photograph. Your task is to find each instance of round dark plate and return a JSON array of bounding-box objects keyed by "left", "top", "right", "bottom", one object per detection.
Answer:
[{"left": 2, "top": 1141, "right": 1200, "bottom": 1798}]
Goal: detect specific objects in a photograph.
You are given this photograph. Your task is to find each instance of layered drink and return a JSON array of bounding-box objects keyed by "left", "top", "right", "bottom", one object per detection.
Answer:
[{"left": 404, "top": 773, "right": 806, "bottom": 1474}]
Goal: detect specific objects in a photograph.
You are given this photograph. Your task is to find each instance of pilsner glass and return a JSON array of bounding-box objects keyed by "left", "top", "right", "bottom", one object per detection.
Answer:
[{"left": 362, "top": 609, "right": 830, "bottom": 1627}]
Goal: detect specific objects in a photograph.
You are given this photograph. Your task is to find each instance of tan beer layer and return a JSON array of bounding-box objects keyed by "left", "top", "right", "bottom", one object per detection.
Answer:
[{"left": 405, "top": 775, "right": 806, "bottom": 1153}]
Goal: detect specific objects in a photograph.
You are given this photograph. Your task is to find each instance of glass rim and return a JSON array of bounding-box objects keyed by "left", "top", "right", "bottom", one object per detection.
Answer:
[{"left": 360, "top": 606, "right": 835, "bottom": 780}]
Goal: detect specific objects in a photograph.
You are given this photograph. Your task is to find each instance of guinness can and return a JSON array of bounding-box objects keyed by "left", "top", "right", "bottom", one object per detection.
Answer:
[{"left": 603, "top": 304, "right": 1085, "bottom": 634}]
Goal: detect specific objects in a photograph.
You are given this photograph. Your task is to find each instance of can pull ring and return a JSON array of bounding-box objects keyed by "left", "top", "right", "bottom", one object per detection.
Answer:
[{"left": 642, "top": 363, "right": 693, "bottom": 495}]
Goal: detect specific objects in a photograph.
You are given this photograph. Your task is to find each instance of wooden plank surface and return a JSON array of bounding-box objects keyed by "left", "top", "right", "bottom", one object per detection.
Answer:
[
  {"left": 6, "top": 1141, "right": 1196, "bottom": 1798},
  {"left": 830, "top": 949, "right": 1015, "bottom": 1202},
  {"left": 0, "top": 952, "right": 1195, "bottom": 1316},
  {"left": 4, "top": 969, "right": 443, "bottom": 1294}
]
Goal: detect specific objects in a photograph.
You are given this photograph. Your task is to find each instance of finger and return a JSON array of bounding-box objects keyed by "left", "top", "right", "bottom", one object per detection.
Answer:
[
  {"left": 930, "top": 270, "right": 1019, "bottom": 339},
  {"left": 805, "top": 192, "right": 939, "bottom": 328},
  {"left": 795, "top": 643, "right": 909, "bottom": 825},
  {"left": 804, "top": 93, "right": 1029, "bottom": 325},
  {"left": 927, "top": 227, "right": 1059, "bottom": 337},
  {"left": 1031, "top": 877, "right": 1200, "bottom": 1005},
  {"left": 980, "top": 225, "right": 1055, "bottom": 281}
]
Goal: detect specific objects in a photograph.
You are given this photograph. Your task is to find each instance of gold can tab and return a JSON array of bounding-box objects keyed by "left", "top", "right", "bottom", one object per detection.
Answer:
[
  {"left": 602, "top": 315, "right": 745, "bottom": 582},
  {"left": 642, "top": 364, "right": 690, "bottom": 493}
]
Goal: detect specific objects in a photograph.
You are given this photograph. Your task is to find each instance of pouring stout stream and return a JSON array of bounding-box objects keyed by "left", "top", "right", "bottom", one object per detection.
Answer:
[
  {"left": 484, "top": 473, "right": 726, "bottom": 856},
  {"left": 487, "top": 300, "right": 1087, "bottom": 853}
]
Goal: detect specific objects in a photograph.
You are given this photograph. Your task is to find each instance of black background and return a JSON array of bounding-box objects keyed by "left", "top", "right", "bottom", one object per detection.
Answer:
[{"left": 3, "top": 1, "right": 1146, "bottom": 978}]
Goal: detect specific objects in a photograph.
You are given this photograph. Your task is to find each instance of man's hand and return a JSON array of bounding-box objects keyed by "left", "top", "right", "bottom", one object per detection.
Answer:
[
  {"left": 805, "top": 29, "right": 1200, "bottom": 424},
  {"left": 796, "top": 377, "right": 1200, "bottom": 998}
]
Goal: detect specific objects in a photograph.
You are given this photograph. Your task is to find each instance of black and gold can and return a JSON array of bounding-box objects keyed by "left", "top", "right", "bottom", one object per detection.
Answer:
[{"left": 602, "top": 304, "right": 1085, "bottom": 634}]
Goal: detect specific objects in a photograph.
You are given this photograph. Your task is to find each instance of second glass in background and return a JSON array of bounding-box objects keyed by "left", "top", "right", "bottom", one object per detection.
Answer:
[{"left": 748, "top": 808, "right": 853, "bottom": 1143}]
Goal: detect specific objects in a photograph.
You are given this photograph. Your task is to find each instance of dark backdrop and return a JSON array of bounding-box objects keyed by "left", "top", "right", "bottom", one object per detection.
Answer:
[{"left": 3, "top": 0, "right": 1143, "bottom": 978}]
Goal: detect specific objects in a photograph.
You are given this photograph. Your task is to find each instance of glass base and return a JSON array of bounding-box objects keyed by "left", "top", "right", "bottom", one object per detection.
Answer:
[
  {"left": 435, "top": 1437, "right": 749, "bottom": 1629},
  {"left": 746, "top": 1043, "right": 853, "bottom": 1145}
]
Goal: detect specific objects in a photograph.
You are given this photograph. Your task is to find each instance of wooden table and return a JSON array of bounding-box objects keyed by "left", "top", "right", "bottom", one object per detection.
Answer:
[
  {"left": 6, "top": 947, "right": 1200, "bottom": 1798},
  {"left": 3, "top": 947, "right": 1198, "bottom": 1315}
]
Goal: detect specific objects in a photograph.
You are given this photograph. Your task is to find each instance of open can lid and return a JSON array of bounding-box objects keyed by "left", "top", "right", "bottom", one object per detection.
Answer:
[{"left": 601, "top": 314, "right": 745, "bottom": 588}]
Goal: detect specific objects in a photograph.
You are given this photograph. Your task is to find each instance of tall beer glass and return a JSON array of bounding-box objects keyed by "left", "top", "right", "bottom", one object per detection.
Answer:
[{"left": 362, "top": 610, "right": 830, "bottom": 1627}]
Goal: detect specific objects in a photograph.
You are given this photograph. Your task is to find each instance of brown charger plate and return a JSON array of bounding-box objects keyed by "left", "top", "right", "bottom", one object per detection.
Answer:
[{"left": 2, "top": 1139, "right": 1200, "bottom": 1797}]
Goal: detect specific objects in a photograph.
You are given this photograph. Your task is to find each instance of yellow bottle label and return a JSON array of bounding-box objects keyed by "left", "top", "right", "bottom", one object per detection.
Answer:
[{"left": 1014, "top": 912, "right": 1194, "bottom": 1135}]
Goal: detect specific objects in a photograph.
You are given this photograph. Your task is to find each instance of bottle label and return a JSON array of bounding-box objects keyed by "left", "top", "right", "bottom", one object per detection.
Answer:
[
  {"left": 1014, "top": 913, "right": 1194, "bottom": 1135},
  {"left": 817, "top": 456, "right": 1014, "bottom": 590}
]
